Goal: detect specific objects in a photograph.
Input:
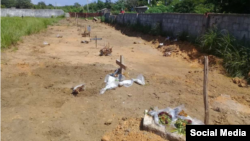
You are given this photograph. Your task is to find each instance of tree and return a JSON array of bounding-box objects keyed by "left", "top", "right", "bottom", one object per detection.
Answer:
[
  {"left": 1, "top": 0, "right": 17, "bottom": 8},
  {"left": 151, "top": 0, "right": 157, "bottom": 6},
  {"left": 74, "top": 2, "right": 81, "bottom": 7},
  {"left": 105, "top": 0, "right": 112, "bottom": 9},
  {"left": 173, "top": 0, "right": 195, "bottom": 13},
  {"left": 16, "top": 0, "right": 32, "bottom": 9},
  {"left": 97, "top": 0, "right": 105, "bottom": 10},
  {"left": 127, "top": 0, "right": 138, "bottom": 8},
  {"left": 37, "top": 1, "right": 46, "bottom": 9}
]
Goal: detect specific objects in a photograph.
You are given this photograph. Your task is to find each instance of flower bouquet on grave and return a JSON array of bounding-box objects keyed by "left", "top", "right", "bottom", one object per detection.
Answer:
[
  {"left": 158, "top": 112, "right": 172, "bottom": 126},
  {"left": 171, "top": 118, "right": 192, "bottom": 135}
]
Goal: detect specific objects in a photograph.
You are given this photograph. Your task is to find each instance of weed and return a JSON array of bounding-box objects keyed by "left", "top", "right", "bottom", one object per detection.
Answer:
[
  {"left": 1, "top": 17, "right": 61, "bottom": 49},
  {"left": 198, "top": 28, "right": 250, "bottom": 82}
]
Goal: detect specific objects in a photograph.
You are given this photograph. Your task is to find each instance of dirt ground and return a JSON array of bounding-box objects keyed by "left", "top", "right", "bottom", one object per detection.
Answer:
[{"left": 1, "top": 18, "right": 250, "bottom": 141}]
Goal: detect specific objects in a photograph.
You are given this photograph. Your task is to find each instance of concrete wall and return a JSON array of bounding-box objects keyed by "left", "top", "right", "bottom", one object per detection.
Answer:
[
  {"left": 162, "top": 13, "right": 207, "bottom": 37},
  {"left": 209, "top": 14, "right": 250, "bottom": 41},
  {"left": 138, "top": 14, "right": 163, "bottom": 28},
  {"left": 124, "top": 13, "right": 138, "bottom": 25},
  {"left": 104, "top": 13, "right": 250, "bottom": 41},
  {"left": 1, "top": 9, "right": 65, "bottom": 18}
]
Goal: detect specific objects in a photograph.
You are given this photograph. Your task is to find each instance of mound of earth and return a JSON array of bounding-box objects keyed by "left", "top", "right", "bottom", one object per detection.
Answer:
[{"left": 101, "top": 118, "right": 168, "bottom": 141}]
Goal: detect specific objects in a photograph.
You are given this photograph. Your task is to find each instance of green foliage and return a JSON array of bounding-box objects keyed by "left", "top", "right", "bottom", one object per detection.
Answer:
[
  {"left": 198, "top": 28, "right": 250, "bottom": 80},
  {"left": 173, "top": 0, "right": 195, "bottom": 13},
  {"left": 1, "top": 17, "right": 61, "bottom": 49},
  {"left": 1, "top": 5, "right": 6, "bottom": 8},
  {"left": 101, "top": 16, "right": 105, "bottom": 22},
  {"left": 74, "top": 2, "right": 81, "bottom": 8},
  {"left": 145, "top": 7, "right": 163, "bottom": 13},
  {"left": 16, "top": 0, "right": 33, "bottom": 9},
  {"left": 37, "top": 1, "right": 46, "bottom": 9},
  {"left": 194, "top": 3, "right": 214, "bottom": 13},
  {"left": 1, "top": 0, "right": 17, "bottom": 8}
]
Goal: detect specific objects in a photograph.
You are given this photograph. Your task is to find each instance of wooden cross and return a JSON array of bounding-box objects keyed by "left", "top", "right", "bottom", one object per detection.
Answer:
[
  {"left": 116, "top": 55, "right": 127, "bottom": 76},
  {"left": 90, "top": 36, "right": 102, "bottom": 48}
]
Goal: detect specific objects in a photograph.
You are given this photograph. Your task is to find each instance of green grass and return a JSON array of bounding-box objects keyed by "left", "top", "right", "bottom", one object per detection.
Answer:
[
  {"left": 197, "top": 28, "right": 250, "bottom": 82},
  {"left": 1, "top": 17, "right": 62, "bottom": 49}
]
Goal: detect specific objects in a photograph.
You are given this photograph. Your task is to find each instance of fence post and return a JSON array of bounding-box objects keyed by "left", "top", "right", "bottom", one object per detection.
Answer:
[{"left": 203, "top": 56, "right": 209, "bottom": 125}]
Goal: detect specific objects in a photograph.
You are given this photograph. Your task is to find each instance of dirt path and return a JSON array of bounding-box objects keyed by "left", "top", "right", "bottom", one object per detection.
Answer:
[{"left": 1, "top": 19, "right": 250, "bottom": 141}]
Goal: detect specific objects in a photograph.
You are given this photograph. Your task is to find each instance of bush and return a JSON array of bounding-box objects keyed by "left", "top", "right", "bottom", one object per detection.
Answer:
[
  {"left": 1, "top": 5, "right": 6, "bottom": 8},
  {"left": 145, "top": 7, "right": 162, "bottom": 13},
  {"left": 198, "top": 28, "right": 250, "bottom": 81}
]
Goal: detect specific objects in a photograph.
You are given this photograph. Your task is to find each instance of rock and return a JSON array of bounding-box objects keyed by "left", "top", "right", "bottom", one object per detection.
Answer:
[
  {"left": 213, "top": 107, "right": 221, "bottom": 112},
  {"left": 188, "top": 71, "right": 191, "bottom": 73},
  {"left": 232, "top": 77, "right": 242, "bottom": 84},
  {"left": 239, "top": 83, "right": 246, "bottom": 87},
  {"left": 122, "top": 117, "right": 127, "bottom": 121},
  {"left": 105, "top": 119, "right": 112, "bottom": 125},
  {"left": 101, "top": 135, "right": 110, "bottom": 141},
  {"left": 128, "top": 94, "right": 132, "bottom": 97}
]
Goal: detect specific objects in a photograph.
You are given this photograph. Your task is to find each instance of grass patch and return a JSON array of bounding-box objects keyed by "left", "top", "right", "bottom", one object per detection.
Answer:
[
  {"left": 1, "top": 17, "right": 62, "bottom": 49},
  {"left": 197, "top": 28, "right": 250, "bottom": 82}
]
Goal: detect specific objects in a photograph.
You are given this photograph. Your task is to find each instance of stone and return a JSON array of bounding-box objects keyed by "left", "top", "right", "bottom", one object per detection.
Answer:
[
  {"left": 105, "top": 119, "right": 112, "bottom": 125},
  {"left": 232, "top": 77, "right": 241, "bottom": 84},
  {"left": 213, "top": 107, "right": 221, "bottom": 112},
  {"left": 188, "top": 71, "right": 191, "bottom": 73},
  {"left": 101, "top": 135, "right": 110, "bottom": 141},
  {"left": 239, "top": 83, "right": 246, "bottom": 87},
  {"left": 122, "top": 117, "right": 127, "bottom": 121},
  {"left": 128, "top": 94, "right": 132, "bottom": 97}
]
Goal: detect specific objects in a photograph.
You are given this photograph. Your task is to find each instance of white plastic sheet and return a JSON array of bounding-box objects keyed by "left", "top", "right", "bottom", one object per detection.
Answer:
[
  {"left": 100, "top": 75, "right": 119, "bottom": 94},
  {"left": 100, "top": 74, "right": 145, "bottom": 94},
  {"left": 148, "top": 105, "right": 204, "bottom": 127},
  {"left": 43, "top": 41, "right": 49, "bottom": 45}
]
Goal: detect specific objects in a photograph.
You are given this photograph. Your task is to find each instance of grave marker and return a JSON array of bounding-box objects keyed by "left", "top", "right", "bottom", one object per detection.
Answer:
[
  {"left": 90, "top": 36, "right": 102, "bottom": 48},
  {"left": 116, "top": 55, "right": 127, "bottom": 76}
]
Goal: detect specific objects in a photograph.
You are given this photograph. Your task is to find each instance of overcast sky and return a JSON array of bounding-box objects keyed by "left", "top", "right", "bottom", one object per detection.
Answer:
[{"left": 31, "top": 0, "right": 104, "bottom": 6}]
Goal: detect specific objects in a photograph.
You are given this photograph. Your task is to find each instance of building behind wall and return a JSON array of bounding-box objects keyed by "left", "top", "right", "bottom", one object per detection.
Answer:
[{"left": 135, "top": 6, "right": 148, "bottom": 14}]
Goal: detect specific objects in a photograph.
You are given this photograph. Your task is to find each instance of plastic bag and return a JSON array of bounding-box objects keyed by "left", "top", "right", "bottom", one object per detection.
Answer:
[
  {"left": 73, "top": 84, "right": 85, "bottom": 91},
  {"left": 119, "top": 79, "right": 134, "bottom": 87},
  {"left": 100, "top": 82, "right": 118, "bottom": 94},
  {"left": 133, "top": 74, "right": 145, "bottom": 85},
  {"left": 43, "top": 41, "right": 49, "bottom": 45}
]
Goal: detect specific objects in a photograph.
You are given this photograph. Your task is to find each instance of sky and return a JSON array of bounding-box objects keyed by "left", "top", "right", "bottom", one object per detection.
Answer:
[{"left": 31, "top": 0, "right": 100, "bottom": 6}]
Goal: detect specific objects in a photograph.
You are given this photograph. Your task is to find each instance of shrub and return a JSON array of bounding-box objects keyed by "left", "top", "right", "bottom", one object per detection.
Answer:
[{"left": 198, "top": 28, "right": 250, "bottom": 81}]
